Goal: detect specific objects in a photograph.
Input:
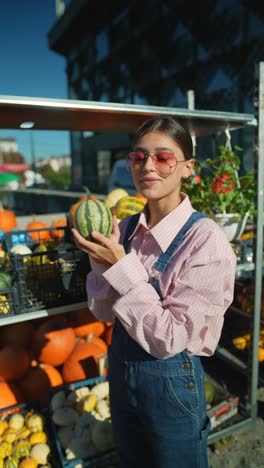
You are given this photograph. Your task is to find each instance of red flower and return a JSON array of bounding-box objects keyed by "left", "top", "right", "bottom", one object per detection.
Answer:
[
  {"left": 194, "top": 175, "right": 202, "bottom": 183},
  {"left": 212, "top": 174, "right": 235, "bottom": 194}
]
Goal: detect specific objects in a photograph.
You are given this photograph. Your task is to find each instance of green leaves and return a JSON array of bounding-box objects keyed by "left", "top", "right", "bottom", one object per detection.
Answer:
[{"left": 183, "top": 146, "right": 256, "bottom": 220}]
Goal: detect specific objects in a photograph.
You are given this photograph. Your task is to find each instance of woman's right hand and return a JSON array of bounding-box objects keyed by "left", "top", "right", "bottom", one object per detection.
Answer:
[{"left": 71, "top": 215, "right": 125, "bottom": 266}]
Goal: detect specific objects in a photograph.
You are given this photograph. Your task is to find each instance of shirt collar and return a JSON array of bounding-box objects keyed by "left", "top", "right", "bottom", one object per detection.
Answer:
[{"left": 128, "top": 193, "right": 195, "bottom": 252}]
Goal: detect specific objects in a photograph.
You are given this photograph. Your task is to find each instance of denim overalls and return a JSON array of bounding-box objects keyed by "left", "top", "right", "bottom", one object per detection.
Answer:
[{"left": 108, "top": 212, "right": 211, "bottom": 468}]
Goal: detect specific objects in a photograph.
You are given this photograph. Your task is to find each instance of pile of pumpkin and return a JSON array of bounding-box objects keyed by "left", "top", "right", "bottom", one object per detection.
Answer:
[
  {"left": 0, "top": 410, "right": 51, "bottom": 467},
  {"left": 0, "top": 308, "right": 112, "bottom": 412}
]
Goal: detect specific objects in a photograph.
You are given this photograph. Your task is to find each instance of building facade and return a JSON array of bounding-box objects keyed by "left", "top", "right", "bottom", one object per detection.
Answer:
[{"left": 48, "top": 0, "right": 264, "bottom": 192}]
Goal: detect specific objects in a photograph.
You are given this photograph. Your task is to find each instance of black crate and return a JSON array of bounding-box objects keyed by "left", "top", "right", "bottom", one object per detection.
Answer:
[
  {"left": 6, "top": 227, "right": 90, "bottom": 313},
  {"left": 49, "top": 376, "right": 119, "bottom": 468},
  {"left": 0, "top": 400, "right": 56, "bottom": 466}
]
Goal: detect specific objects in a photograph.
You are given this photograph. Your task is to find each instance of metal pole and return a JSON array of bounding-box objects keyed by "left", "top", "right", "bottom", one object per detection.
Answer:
[
  {"left": 251, "top": 62, "right": 264, "bottom": 420},
  {"left": 187, "top": 90, "right": 196, "bottom": 156},
  {"left": 30, "top": 131, "right": 36, "bottom": 186}
]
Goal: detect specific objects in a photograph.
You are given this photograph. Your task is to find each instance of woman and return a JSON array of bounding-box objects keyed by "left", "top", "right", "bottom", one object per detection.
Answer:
[{"left": 72, "top": 117, "right": 237, "bottom": 468}]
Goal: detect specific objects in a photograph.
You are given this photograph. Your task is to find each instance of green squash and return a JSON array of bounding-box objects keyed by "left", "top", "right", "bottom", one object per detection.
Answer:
[{"left": 0, "top": 272, "right": 12, "bottom": 290}]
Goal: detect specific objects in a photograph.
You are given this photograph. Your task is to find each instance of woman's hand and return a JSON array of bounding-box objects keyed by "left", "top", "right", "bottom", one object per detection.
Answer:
[{"left": 71, "top": 215, "right": 126, "bottom": 266}]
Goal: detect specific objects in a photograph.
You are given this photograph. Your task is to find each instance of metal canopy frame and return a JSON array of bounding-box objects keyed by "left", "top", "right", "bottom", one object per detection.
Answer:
[
  {"left": 0, "top": 95, "right": 256, "bottom": 136},
  {"left": 0, "top": 63, "right": 263, "bottom": 445}
]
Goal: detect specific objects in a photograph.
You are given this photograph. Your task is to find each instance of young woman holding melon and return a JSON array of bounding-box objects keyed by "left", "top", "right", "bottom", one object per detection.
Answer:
[{"left": 72, "top": 117, "right": 236, "bottom": 468}]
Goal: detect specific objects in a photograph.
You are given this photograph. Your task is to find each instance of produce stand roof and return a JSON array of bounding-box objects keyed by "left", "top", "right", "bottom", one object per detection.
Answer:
[{"left": 0, "top": 95, "right": 256, "bottom": 136}]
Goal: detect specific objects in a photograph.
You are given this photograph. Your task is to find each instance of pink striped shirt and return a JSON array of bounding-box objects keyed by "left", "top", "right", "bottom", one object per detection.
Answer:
[{"left": 86, "top": 193, "right": 237, "bottom": 359}]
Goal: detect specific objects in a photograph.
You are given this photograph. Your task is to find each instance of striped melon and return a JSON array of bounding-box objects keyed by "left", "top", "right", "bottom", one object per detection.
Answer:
[
  {"left": 104, "top": 189, "right": 129, "bottom": 210},
  {"left": 113, "top": 196, "right": 147, "bottom": 220},
  {"left": 74, "top": 199, "right": 113, "bottom": 240}
]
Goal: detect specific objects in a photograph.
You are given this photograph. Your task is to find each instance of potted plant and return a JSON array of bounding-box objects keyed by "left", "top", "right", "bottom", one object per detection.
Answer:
[{"left": 183, "top": 145, "right": 256, "bottom": 241}]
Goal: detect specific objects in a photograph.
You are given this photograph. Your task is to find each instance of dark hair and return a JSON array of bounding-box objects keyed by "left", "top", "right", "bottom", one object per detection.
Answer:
[{"left": 132, "top": 116, "right": 193, "bottom": 160}]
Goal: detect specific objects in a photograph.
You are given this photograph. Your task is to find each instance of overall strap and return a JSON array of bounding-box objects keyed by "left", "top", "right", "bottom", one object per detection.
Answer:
[
  {"left": 123, "top": 213, "right": 140, "bottom": 253},
  {"left": 153, "top": 211, "right": 206, "bottom": 274}
]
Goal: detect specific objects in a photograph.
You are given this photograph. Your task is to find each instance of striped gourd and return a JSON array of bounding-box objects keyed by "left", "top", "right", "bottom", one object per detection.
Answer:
[
  {"left": 74, "top": 199, "right": 113, "bottom": 240},
  {"left": 114, "top": 196, "right": 146, "bottom": 220}
]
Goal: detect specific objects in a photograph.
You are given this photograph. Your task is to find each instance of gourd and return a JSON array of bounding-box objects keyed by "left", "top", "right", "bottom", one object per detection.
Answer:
[
  {"left": 91, "top": 420, "right": 114, "bottom": 451},
  {"left": 30, "top": 444, "right": 50, "bottom": 465},
  {"left": 0, "top": 272, "right": 12, "bottom": 290},
  {"left": 0, "top": 296, "right": 10, "bottom": 315},
  {"left": 0, "top": 442, "right": 12, "bottom": 459},
  {"left": 0, "top": 203, "right": 17, "bottom": 232},
  {"left": 0, "top": 346, "right": 30, "bottom": 382},
  {"left": 68, "top": 189, "right": 97, "bottom": 227},
  {"left": 204, "top": 380, "right": 216, "bottom": 404},
  {"left": 52, "top": 407, "right": 78, "bottom": 427},
  {"left": 104, "top": 189, "right": 129, "bottom": 210},
  {"left": 12, "top": 440, "right": 31, "bottom": 459},
  {"left": 113, "top": 195, "right": 146, "bottom": 220},
  {"left": 0, "top": 421, "right": 8, "bottom": 436},
  {"left": 50, "top": 390, "right": 66, "bottom": 412},
  {"left": 57, "top": 426, "right": 75, "bottom": 449},
  {"left": 95, "top": 399, "right": 111, "bottom": 419},
  {"left": 29, "top": 431, "right": 47, "bottom": 445},
  {"left": 32, "top": 320, "right": 76, "bottom": 367},
  {"left": 82, "top": 394, "right": 97, "bottom": 413},
  {"left": 3, "top": 457, "right": 18, "bottom": 468},
  {"left": 18, "top": 458, "right": 38, "bottom": 468},
  {"left": 73, "top": 199, "right": 113, "bottom": 240},
  {"left": 90, "top": 381, "right": 109, "bottom": 401},
  {"left": 2, "top": 429, "right": 17, "bottom": 444},
  {"left": 8, "top": 414, "right": 24, "bottom": 431},
  {"left": 24, "top": 413, "right": 44, "bottom": 434},
  {"left": 10, "top": 245, "right": 32, "bottom": 256}
]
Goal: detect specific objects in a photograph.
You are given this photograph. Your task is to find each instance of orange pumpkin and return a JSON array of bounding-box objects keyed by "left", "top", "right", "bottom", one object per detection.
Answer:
[
  {"left": 18, "top": 363, "right": 63, "bottom": 405},
  {"left": 62, "top": 339, "right": 105, "bottom": 383},
  {"left": 50, "top": 218, "right": 67, "bottom": 240},
  {"left": 102, "top": 324, "right": 113, "bottom": 345},
  {"left": 0, "top": 322, "right": 35, "bottom": 349},
  {"left": 69, "top": 190, "right": 97, "bottom": 227},
  {"left": 0, "top": 346, "right": 30, "bottom": 382},
  {"left": 85, "top": 334, "right": 108, "bottom": 354},
  {"left": 32, "top": 320, "right": 76, "bottom": 367},
  {"left": 69, "top": 308, "right": 105, "bottom": 338},
  {"left": 0, "top": 381, "right": 25, "bottom": 410},
  {"left": 0, "top": 202, "right": 17, "bottom": 232},
  {"left": 26, "top": 219, "right": 51, "bottom": 242}
]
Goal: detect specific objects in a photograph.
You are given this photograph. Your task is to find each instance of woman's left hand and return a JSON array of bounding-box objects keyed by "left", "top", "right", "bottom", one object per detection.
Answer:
[{"left": 71, "top": 216, "right": 126, "bottom": 266}]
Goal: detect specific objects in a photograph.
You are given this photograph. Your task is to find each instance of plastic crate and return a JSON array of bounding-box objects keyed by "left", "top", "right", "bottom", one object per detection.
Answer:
[
  {"left": 49, "top": 376, "right": 119, "bottom": 468},
  {"left": 5, "top": 226, "right": 90, "bottom": 313},
  {"left": 0, "top": 400, "right": 56, "bottom": 465}
]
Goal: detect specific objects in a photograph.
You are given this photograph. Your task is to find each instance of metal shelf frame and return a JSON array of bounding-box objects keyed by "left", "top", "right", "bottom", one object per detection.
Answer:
[{"left": 0, "top": 62, "right": 263, "bottom": 444}]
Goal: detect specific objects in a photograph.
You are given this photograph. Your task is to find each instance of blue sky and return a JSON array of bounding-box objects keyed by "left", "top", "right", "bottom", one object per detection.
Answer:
[{"left": 0, "top": 0, "right": 70, "bottom": 162}]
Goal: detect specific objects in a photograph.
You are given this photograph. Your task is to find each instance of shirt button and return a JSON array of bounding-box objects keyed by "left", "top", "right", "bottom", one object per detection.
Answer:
[
  {"left": 183, "top": 362, "right": 191, "bottom": 369},
  {"left": 187, "top": 382, "right": 195, "bottom": 390}
]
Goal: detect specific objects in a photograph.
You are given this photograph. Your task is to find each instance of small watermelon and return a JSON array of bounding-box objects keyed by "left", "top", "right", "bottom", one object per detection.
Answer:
[{"left": 74, "top": 199, "right": 113, "bottom": 240}]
